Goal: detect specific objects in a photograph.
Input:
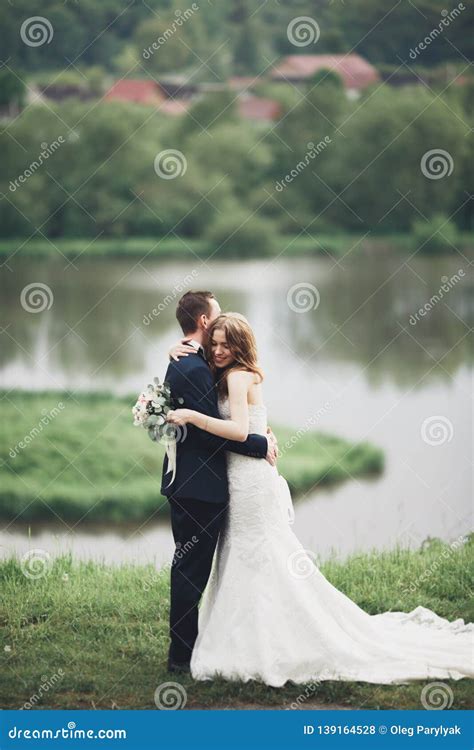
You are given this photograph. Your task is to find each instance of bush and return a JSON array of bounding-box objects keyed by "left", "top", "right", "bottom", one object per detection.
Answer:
[
  {"left": 206, "top": 208, "right": 279, "bottom": 257},
  {"left": 309, "top": 68, "right": 345, "bottom": 90},
  {"left": 412, "top": 214, "right": 460, "bottom": 254}
]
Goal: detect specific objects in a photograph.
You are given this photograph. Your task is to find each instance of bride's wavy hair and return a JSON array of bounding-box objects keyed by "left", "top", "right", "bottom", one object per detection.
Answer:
[{"left": 206, "top": 313, "right": 264, "bottom": 395}]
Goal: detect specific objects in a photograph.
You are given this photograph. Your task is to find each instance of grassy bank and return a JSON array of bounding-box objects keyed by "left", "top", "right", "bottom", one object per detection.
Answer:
[
  {"left": 1, "top": 233, "right": 473, "bottom": 260},
  {"left": 0, "top": 391, "right": 383, "bottom": 523},
  {"left": 1, "top": 538, "right": 472, "bottom": 710}
]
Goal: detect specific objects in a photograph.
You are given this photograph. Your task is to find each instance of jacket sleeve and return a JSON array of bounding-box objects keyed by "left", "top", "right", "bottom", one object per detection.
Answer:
[{"left": 169, "top": 361, "right": 268, "bottom": 459}]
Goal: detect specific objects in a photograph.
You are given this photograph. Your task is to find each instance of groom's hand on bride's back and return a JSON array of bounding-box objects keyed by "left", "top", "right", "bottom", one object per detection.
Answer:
[{"left": 265, "top": 427, "right": 278, "bottom": 466}]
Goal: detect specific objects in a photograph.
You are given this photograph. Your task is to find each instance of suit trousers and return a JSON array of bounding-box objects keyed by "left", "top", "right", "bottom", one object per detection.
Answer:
[{"left": 168, "top": 495, "right": 228, "bottom": 664}]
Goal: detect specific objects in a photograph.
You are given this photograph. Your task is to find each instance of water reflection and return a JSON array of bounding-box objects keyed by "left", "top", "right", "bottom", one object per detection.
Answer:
[{"left": 1, "top": 253, "right": 471, "bottom": 391}]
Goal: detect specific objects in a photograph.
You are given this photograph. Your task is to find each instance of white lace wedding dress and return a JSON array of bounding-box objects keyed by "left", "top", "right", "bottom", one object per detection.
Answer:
[{"left": 190, "top": 398, "right": 474, "bottom": 687}]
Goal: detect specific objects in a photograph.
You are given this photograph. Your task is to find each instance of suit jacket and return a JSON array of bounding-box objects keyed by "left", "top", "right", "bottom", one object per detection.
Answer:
[{"left": 160, "top": 352, "right": 268, "bottom": 503}]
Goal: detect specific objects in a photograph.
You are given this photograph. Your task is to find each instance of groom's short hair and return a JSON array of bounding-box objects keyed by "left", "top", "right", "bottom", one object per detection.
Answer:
[{"left": 176, "top": 291, "right": 215, "bottom": 335}]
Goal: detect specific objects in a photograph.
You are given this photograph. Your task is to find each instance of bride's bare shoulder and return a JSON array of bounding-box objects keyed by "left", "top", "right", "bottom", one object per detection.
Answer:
[{"left": 227, "top": 369, "right": 254, "bottom": 387}]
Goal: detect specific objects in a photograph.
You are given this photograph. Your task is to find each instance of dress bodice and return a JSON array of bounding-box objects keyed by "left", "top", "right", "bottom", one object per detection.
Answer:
[{"left": 218, "top": 396, "right": 267, "bottom": 436}]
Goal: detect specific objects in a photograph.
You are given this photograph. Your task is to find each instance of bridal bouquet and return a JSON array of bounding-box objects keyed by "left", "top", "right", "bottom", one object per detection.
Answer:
[{"left": 132, "top": 377, "right": 183, "bottom": 486}]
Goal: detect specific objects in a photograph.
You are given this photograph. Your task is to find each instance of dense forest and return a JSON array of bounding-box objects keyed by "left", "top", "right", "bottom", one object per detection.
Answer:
[
  {"left": 2, "top": 0, "right": 473, "bottom": 73},
  {"left": 0, "top": 0, "right": 472, "bottom": 244}
]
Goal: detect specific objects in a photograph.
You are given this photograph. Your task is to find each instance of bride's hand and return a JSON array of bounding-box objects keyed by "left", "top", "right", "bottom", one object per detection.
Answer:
[
  {"left": 169, "top": 339, "right": 199, "bottom": 362},
  {"left": 167, "top": 408, "right": 194, "bottom": 426}
]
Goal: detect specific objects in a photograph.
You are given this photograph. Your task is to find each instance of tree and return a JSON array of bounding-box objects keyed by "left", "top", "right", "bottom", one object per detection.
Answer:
[
  {"left": 334, "top": 86, "right": 468, "bottom": 230},
  {"left": 0, "top": 69, "right": 26, "bottom": 112},
  {"left": 230, "top": 0, "right": 263, "bottom": 74},
  {"left": 135, "top": 17, "right": 192, "bottom": 75}
]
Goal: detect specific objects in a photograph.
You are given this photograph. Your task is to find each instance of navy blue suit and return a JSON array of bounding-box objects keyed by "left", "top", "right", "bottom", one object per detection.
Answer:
[{"left": 161, "top": 348, "right": 268, "bottom": 664}]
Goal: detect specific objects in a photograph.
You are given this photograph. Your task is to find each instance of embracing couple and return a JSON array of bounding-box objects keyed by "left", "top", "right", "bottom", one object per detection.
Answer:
[{"left": 160, "top": 291, "right": 473, "bottom": 687}]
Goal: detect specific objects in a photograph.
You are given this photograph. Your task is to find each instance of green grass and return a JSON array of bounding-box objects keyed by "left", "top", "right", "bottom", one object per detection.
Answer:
[
  {"left": 2, "top": 233, "right": 472, "bottom": 260},
  {"left": 0, "top": 390, "right": 383, "bottom": 524},
  {"left": 1, "top": 537, "right": 472, "bottom": 710}
]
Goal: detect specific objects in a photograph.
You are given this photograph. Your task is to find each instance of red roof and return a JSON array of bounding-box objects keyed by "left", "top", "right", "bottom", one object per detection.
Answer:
[
  {"left": 105, "top": 79, "right": 164, "bottom": 104},
  {"left": 271, "top": 54, "right": 379, "bottom": 89},
  {"left": 238, "top": 95, "right": 281, "bottom": 121}
]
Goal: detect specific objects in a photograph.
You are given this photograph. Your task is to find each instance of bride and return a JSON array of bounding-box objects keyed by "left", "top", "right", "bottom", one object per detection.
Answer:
[{"left": 166, "top": 312, "right": 473, "bottom": 687}]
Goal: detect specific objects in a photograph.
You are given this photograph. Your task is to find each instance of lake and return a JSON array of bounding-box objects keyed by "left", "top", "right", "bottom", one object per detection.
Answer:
[{"left": 1, "top": 248, "right": 472, "bottom": 567}]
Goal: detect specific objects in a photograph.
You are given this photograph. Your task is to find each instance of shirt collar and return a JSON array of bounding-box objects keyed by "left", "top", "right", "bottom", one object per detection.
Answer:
[{"left": 188, "top": 339, "right": 206, "bottom": 358}]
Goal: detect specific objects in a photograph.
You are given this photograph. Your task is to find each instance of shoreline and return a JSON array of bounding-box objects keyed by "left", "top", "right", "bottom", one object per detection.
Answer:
[
  {"left": 0, "top": 390, "right": 384, "bottom": 524},
  {"left": 1, "top": 233, "right": 473, "bottom": 260}
]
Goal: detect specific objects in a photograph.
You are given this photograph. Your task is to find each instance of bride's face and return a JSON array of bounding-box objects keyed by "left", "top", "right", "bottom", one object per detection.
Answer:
[{"left": 211, "top": 328, "right": 234, "bottom": 368}]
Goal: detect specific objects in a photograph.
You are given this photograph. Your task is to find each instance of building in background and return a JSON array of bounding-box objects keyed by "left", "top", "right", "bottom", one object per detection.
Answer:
[{"left": 270, "top": 53, "right": 380, "bottom": 98}]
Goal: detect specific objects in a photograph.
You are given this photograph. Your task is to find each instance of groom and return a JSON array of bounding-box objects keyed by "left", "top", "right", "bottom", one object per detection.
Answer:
[{"left": 161, "top": 290, "right": 277, "bottom": 672}]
